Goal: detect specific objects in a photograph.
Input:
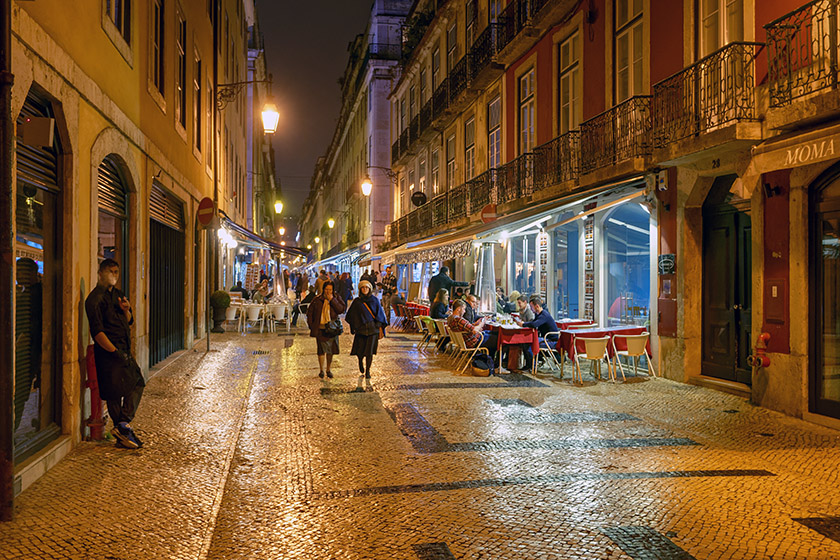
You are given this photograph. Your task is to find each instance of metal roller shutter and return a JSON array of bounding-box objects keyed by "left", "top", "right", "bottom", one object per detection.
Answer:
[
  {"left": 150, "top": 181, "right": 185, "bottom": 231},
  {"left": 97, "top": 155, "right": 128, "bottom": 218},
  {"left": 16, "top": 92, "right": 59, "bottom": 192}
]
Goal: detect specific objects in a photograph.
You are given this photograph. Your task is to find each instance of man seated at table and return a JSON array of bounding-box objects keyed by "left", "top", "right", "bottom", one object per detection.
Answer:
[
  {"left": 447, "top": 300, "right": 498, "bottom": 362},
  {"left": 514, "top": 296, "right": 556, "bottom": 372},
  {"left": 464, "top": 294, "right": 480, "bottom": 323},
  {"left": 515, "top": 294, "right": 535, "bottom": 322},
  {"left": 230, "top": 281, "right": 248, "bottom": 300}
]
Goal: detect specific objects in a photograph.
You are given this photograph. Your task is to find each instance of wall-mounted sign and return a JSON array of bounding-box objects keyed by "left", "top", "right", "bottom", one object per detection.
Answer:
[
  {"left": 481, "top": 203, "right": 497, "bottom": 224},
  {"left": 537, "top": 230, "right": 549, "bottom": 301},
  {"left": 658, "top": 253, "right": 676, "bottom": 275},
  {"left": 411, "top": 191, "right": 428, "bottom": 207}
]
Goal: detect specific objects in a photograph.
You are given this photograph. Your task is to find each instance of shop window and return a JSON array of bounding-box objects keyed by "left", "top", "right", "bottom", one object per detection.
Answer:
[
  {"left": 553, "top": 223, "right": 580, "bottom": 318},
  {"left": 604, "top": 203, "right": 650, "bottom": 326},
  {"left": 512, "top": 233, "right": 537, "bottom": 296}
]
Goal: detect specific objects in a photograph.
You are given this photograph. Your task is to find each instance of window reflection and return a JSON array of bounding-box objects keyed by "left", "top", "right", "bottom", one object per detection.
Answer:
[
  {"left": 605, "top": 203, "right": 650, "bottom": 326},
  {"left": 553, "top": 223, "right": 580, "bottom": 318}
]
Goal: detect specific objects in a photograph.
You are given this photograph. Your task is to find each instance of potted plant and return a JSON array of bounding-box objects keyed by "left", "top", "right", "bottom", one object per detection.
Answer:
[{"left": 210, "top": 290, "right": 231, "bottom": 333}]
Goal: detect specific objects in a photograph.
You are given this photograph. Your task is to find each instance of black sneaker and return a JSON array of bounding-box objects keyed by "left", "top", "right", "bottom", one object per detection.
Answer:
[
  {"left": 111, "top": 426, "right": 138, "bottom": 449},
  {"left": 318, "top": 371, "right": 325, "bottom": 378},
  {"left": 128, "top": 427, "right": 144, "bottom": 448},
  {"left": 364, "top": 371, "right": 371, "bottom": 379},
  {"left": 326, "top": 371, "right": 334, "bottom": 379}
]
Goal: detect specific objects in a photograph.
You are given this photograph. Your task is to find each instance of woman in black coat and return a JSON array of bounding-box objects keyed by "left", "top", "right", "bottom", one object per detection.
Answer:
[{"left": 345, "top": 280, "right": 387, "bottom": 378}]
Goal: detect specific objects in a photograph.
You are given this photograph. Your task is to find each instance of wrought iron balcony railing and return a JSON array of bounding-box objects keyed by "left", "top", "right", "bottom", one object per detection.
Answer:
[
  {"left": 368, "top": 43, "right": 402, "bottom": 60},
  {"left": 448, "top": 182, "right": 469, "bottom": 220},
  {"left": 533, "top": 130, "right": 580, "bottom": 189},
  {"left": 419, "top": 99, "right": 433, "bottom": 131},
  {"left": 408, "top": 208, "right": 420, "bottom": 233},
  {"left": 470, "top": 24, "right": 502, "bottom": 80},
  {"left": 498, "top": 0, "right": 531, "bottom": 53},
  {"left": 497, "top": 153, "right": 535, "bottom": 204},
  {"left": 399, "top": 128, "right": 409, "bottom": 158},
  {"left": 391, "top": 138, "right": 400, "bottom": 166},
  {"left": 409, "top": 114, "right": 421, "bottom": 144},
  {"left": 419, "top": 203, "right": 433, "bottom": 231},
  {"left": 432, "top": 193, "right": 448, "bottom": 227},
  {"left": 449, "top": 55, "right": 470, "bottom": 100},
  {"left": 580, "top": 95, "right": 652, "bottom": 174},
  {"left": 766, "top": 0, "right": 840, "bottom": 107},
  {"left": 467, "top": 169, "right": 497, "bottom": 215},
  {"left": 652, "top": 42, "right": 761, "bottom": 145},
  {"left": 432, "top": 77, "right": 450, "bottom": 120}
]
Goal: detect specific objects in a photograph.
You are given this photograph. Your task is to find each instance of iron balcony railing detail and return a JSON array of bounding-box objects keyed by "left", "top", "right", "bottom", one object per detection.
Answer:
[
  {"left": 766, "top": 0, "right": 840, "bottom": 107},
  {"left": 409, "top": 114, "right": 421, "bottom": 144},
  {"left": 580, "top": 95, "right": 652, "bottom": 174},
  {"left": 408, "top": 208, "right": 420, "bottom": 233},
  {"left": 368, "top": 43, "right": 401, "bottom": 60},
  {"left": 497, "top": 153, "right": 535, "bottom": 204},
  {"left": 432, "top": 77, "right": 450, "bottom": 120},
  {"left": 419, "top": 99, "right": 433, "bottom": 130},
  {"left": 533, "top": 130, "right": 580, "bottom": 189},
  {"left": 652, "top": 42, "right": 761, "bottom": 145},
  {"left": 391, "top": 139, "right": 399, "bottom": 166},
  {"left": 432, "top": 193, "right": 448, "bottom": 227},
  {"left": 399, "top": 128, "right": 409, "bottom": 158},
  {"left": 470, "top": 24, "right": 502, "bottom": 80},
  {"left": 448, "top": 182, "right": 468, "bottom": 220},
  {"left": 449, "top": 55, "right": 470, "bottom": 100},
  {"left": 467, "top": 169, "right": 497, "bottom": 215},
  {"left": 419, "top": 203, "right": 433, "bottom": 231},
  {"left": 498, "top": 0, "right": 531, "bottom": 52}
]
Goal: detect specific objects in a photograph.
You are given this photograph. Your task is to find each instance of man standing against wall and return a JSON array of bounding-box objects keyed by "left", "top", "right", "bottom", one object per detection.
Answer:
[{"left": 85, "top": 258, "right": 145, "bottom": 449}]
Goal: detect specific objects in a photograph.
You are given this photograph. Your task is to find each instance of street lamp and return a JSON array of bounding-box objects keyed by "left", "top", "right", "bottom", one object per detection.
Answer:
[
  {"left": 278, "top": 226, "right": 285, "bottom": 235},
  {"left": 261, "top": 99, "right": 280, "bottom": 134},
  {"left": 327, "top": 218, "right": 335, "bottom": 229},
  {"left": 314, "top": 237, "right": 320, "bottom": 244},
  {"left": 361, "top": 174, "right": 373, "bottom": 197},
  {"left": 307, "top": 244, "right": 312, "bottom": 250},
  {"left": 274, "top": 200, "right": 283, "bottom": 214}
]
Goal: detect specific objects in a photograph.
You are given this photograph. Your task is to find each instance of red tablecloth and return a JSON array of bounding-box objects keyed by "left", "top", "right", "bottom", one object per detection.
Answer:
[
  {"left": 558, "top": 326, "right": 649, "bottom": 361},
  {"left": 406, "top": 303, "right": 430, "bottom": 316},
  {"left": 487, "top": 324, "right": 539, "bottom": 356}
]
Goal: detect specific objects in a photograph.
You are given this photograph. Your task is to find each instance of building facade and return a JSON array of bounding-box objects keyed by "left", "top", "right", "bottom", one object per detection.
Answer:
[
  {"left": 382, "top": 0, "right": 840, "bottom": 429},
  {"left": 300, "top": 0, "right": 410, "bottom": 281},
  {"left": 9, "top": 0, "right": 275, "bottom": 495}
]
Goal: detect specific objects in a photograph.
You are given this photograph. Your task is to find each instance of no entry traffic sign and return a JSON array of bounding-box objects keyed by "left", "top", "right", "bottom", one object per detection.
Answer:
[
  {"left": 481, "top": 203, "right": 497, "bottom": 224},
  {"left": 197, "top": 197, "right": 215, "bottom": 227}
]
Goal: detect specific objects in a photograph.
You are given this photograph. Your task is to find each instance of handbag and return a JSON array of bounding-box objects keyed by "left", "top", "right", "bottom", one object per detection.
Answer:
[
  {"left": 322, "top": 318, "right": 344, "bottom": 338},
  {"left": 362, "top": 301, "right": 385, "bottom": 339}
]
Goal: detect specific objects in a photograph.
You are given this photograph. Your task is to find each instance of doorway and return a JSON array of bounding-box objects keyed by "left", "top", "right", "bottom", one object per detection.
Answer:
[{"left": 702, "top": 175, "right": 752, "bottom": 384}]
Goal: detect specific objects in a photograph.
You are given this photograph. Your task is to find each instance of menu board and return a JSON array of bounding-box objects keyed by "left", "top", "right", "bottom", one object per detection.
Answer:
[
  {"left": 583, "top": 216, "right": 595, "bottom": 320},
  {"left": 537, "top": 230, "right": 549, "bottom": 301},
  {"left": 245, "top": 263, "right": 261, "bottom": 290}
]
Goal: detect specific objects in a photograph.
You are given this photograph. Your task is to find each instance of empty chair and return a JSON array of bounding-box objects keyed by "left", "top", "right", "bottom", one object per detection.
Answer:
[
  {"left": 414, "top": 316, "right": 433, "bottom": 350},
  {"left": 572, "top": 336, "right": 612, "bottom": 383},
  {"left": 224, "top": 304, "right": 239, "bottom": 330},
  {"left": 242, "top": 305, "right": 265, "bottom": 333},
  {"left": 266, "top": 304, "right": 288, "bottom": 333},
  {"left": 449, "top": 330, "right": 489, "bottom": 374},
  {"left": 612, "top": 332, "right": 655, "bottom": 381},
  {"left": 536, "top": 331, "right": 563, "bottom": 375}
]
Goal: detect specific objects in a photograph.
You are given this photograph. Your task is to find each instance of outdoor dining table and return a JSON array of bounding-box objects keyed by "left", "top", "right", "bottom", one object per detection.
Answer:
[
  {"left": 485, "top": 322, "right": 539, "bottom": 373},
  {"left": 556, "top": 318, "right": 595, "bottom": 328},
  {"left": 407, "top": 302, "right": 430, "bottom": 316},
  {"left": 557, "top": 325, "right": 650, "bottom": 362}
]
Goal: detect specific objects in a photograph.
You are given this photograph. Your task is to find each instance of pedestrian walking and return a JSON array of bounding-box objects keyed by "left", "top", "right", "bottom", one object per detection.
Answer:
[
  {"left": 314, "top": 269, "right": 329, "bottom": 296},
  {"left": 338, "top": 271, "right": 354, "bottom": 304},
  {"left": 379, "top": 266, "right": 398, "bottom": 324},
  {"left": 345, "top": 280, "right": 386, "bottom": 378},
  {"left": 84, "top": 258, "right": 145, "bottom": 449},
  {"left": 306, "top": 280, "right": 346, "bottom": 378}
]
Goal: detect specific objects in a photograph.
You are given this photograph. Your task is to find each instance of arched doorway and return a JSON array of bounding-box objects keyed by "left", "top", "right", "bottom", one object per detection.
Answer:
[
  {"left": 810, "top": 164, "right": 840, "bottom": 418},
  {"left": 14, "top": 87, "right": 64, "bottom": 462},
  {"left": 702, "top": 174, "right": 752, "bottom": 384},
  {"left": 97, "top": 154, "right": 129, "bottom": 292}
]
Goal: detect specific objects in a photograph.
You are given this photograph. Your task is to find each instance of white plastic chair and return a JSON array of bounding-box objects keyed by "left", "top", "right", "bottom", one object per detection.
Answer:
[
  {"left": 449, "top": 330, "right": 489, "bottom": 373},
  {"left": 242, "top": 305, "right": 265, "bottom": 333},
  {"left": 224, "top": 305, "right": 239, "bottom": 330},
  {"left": 612, "top": 332, "right": 655, "bottom": 381},
  {"left": 572, "top": 336, "right": 612, "bottom": 383},
  {"left": 266, "top": 304, "right": 288, "bottom": 333}
]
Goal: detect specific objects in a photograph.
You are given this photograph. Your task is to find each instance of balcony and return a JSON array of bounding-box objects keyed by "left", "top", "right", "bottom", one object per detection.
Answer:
[
  {"left": 432, "top": 193, "right": 448, "bottom": 227},
  {"left": 391, "top": 138, "right": 400, "bottom": 165},
  {"left": 498, "top": 0, "right": 531, "bottom": 53},
  {"left": 469, "top": 23, "right": 504, "bottom": 89},
  {"left": 580, "top": 95, "right": 652, "bottom": 176},
  {"left": 449, "top": 56, "right": 471, "bottom": 101},
  {"left": 448, "top": 183, "right": 469, "bottom": 220},
  {"left": 497, "top": 153, "right": 535, "bottom": 204},
  {"left": 533, "top": 130, "right": 580, "bottom": 191},
  {"left": 467, "top": 169, "right": 497, "bottom": 215},
  {"left": 652, "top": 42, "right": 761, "bottom": 147},
  {"left": 432, "top": 77, "right": 450, "bottom": 121},
  {"left": 368, "top": 43, "right": 401, "bottom": 60},
  {"left": 409, "top": 114, "right": 421, "bottom": 144},
  {"left": 766, "top": 0, "right": 839, "bottom": 108}
]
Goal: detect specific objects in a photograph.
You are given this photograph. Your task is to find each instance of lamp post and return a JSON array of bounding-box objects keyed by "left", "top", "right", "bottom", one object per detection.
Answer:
[{"left": 274, "top": 200, "right": 283, "bottom": 214}]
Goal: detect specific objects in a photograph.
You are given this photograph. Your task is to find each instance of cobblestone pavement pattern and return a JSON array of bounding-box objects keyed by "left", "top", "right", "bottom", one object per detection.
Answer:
[{"left": 3, "top": 328, "right": 840, "bottom": 559}]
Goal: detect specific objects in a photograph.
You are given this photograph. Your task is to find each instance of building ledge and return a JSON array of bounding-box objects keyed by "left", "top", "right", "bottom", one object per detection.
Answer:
[
  {"left": 14, "top": 436, "right": 73, "bottom": 497},
  {"left": 688, "top": 375, "right": 751, "bottom": 400},
  {"left": 766, "top": 89, "right": 840, "bottom": 133},
  {"left": 580, "top": 158, "right": 647, "bottom": 189},
  {"left": 652, "top": 122, "right": 762, "bottom": 168}
]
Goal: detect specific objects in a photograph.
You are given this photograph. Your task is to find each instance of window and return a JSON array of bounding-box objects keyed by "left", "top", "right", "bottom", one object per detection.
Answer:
[
  {"left": 205, "top": 78, "right": 212, "bottom": 161},
  {"left": 400, "top": 97, "right": 406, "bottom": 130},
  {"left": 513, "top": 234, "right": 537, "bottom": 296},
  {"left": 420, "top": 67, "right": 428, "bottom": 104},
  {"left": 447, "top": 23, "right": 458, "bottom": 72},
  {"left": 553, "top": 223, "right": 580, "bottom": 318},
  {"left": 446, "top": 134, "right": 456, "bottom": 189},
  {"left": 701, "top": 0, "right": 743, "bottom": 56},
  {"left": 432, "top": 47, "right": 441, "bottom": 87},
  {"left": 106, "top": 0, "right": 131, "bottom": 44},
  {"left": 175, "top": 12, "right": 187, "bottom": 129},
  {"left": 518, "top": 68, "right": 535, "bottom": 153},
  {"left": 605, "top": 203, "right": 650, "bottom": 326},
  {"left": 615, "top": 0, "right": 643, "bottom": 103},
  {"left": 488, "top": 96, "right": 501, "bottom": 169},
  {"left": 152, "top": 0, "right": 165, "bottom": 94},
  {"left": 409, "top": 169, "right": 416, "bottom": 204},
  {"left": 464, "top": 117, "right": 475, "bottom": 181},
  {"left": 194, "top": 53, "right": 202, "bottom": 152},
  {"left": 559, "top": 32, "right": 581, "bottom": 133},
  {"left": 409, "top": 85, "right": 416, "bottom": 118},
  {"left": 431, "top": 148, "right": 440, "bottom": 195},
  {"left": 399, "top": 176, "right": 407, "bottom": 216},
  {"left": 490, "top": 0, "right": 502, "bottom": 22},
  {"left": 466, "top": 0, "right": 476, "bottom": 47},
  {"left": 419, "top": 155, "right": 427, "bottom": 194}
]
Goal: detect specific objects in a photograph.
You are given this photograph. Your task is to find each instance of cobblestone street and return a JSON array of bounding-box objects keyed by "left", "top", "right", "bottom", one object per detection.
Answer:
[{"left": 3, "top": 329, "right": 840, "bottom": 559}]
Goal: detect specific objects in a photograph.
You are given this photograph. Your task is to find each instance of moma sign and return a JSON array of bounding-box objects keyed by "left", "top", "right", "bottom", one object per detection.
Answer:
[
  {"left": 783, "top": 138, "right": 835, "bottom": 166},
  {"left": 754, "top": 133, "right": 840, "bottom": 173}
]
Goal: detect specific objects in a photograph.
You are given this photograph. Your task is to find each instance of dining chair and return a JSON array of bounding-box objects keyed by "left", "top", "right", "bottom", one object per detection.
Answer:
[
  {"left": 242, "top": 305, "right": 265, "bottom": 333},
  {"left": 266, "top": 304, "right": 288, "bottom": 333},
  {"left": 449, "top": 330, "right": 489, "bottom": 373},
  {"left": 421, "top": 316, "right": 439, "bottom": 350},
  {"left": 572, "top": 336, "right": 612, "bottom": 383},
  {"left": 537, "top": 331, "right": 564, "bottom": 374},
  {"left": 224, "top": 305, "right": 239, "bottom": 330},
  {"left": 612, "top": 332, "right": 655, "bottom": 380}
]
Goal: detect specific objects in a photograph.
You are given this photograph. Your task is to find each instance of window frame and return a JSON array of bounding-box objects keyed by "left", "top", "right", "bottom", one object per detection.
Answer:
[
  {"left": 614, "top": 0, "right": 644, "bottom": 103},
  {"left": 559, "top": 31, "right": 581, "bottom": 134},
  {"left": 464, "top": 117, "right": 475, "bottom": 181},
  {"left": 175, "top": 8, "right": 187, "bottom": 131},
  {"left": 488, "top": 95, "right": 501, "bottom": 169},
  {"left": 518, "top": 68, "right": 535, "bottom": 154},
  {"left": 446, "top": 133, "right": 457, "bottom": 189}
]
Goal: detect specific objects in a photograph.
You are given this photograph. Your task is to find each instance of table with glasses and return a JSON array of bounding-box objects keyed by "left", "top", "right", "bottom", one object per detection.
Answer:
[
  {"left": 555, "top": 318, "right": 595, "bottom": 329},
  {"left": 486, "top": 322, "right": 539, "bottom": 373}
]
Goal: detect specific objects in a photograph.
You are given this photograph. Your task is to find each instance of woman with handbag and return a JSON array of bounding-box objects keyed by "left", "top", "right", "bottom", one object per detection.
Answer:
[
  {"left": 345, "top": 280, "right": 386, "bottom": 378},
  {"left": 306, "top": 281, "right": 346, "bottom": 378}
]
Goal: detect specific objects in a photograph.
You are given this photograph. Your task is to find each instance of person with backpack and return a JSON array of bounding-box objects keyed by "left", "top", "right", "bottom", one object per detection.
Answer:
[{"left": 345, "top": 280, "right": 386, "bottom": 379}]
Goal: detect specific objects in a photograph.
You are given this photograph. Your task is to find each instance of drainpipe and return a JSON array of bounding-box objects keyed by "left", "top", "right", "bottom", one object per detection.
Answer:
[{"left": 0, "top": 0, "right": 15, "bottom": 521}]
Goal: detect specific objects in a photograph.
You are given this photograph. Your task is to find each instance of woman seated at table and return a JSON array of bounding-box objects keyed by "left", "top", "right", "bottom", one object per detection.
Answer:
[
  {"left": 430, "top": 289, "right": 450, "bottom": 320},
  {"left": 252, "top": 279, "right": 272, "bottom": 303},
  {"left": 447, "top": 300, "right": 498, "bottom": 362},
  {"left": 513, "top": 296, "right": 556, "bottom": 371}
]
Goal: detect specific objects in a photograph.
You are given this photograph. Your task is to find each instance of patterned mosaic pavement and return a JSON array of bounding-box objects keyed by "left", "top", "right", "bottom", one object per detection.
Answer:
[{"left": 2, "top": 328, "right": 840, "bottom": 559}]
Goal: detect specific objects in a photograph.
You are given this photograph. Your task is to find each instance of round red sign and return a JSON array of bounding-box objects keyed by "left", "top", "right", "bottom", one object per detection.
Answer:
[{"left": 197, "top": 197, "right": 215, "bottom": 226}]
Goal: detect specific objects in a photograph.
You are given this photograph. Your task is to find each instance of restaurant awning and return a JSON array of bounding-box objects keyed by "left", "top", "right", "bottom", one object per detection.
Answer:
[{"left": 219, "top": 210, "right": 308, "bottom": 256}]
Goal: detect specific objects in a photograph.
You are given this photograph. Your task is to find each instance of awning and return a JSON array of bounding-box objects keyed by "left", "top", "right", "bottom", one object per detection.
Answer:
[
  {"left": 391, "top": 176, "right": 646, "bottom": 264},
  {"left": 219, "top": 210, "right": 308, "bottom": 256}
]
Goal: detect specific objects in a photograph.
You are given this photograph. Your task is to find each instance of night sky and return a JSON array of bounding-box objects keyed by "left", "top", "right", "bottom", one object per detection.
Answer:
[{"left": 257, "top": 0, "right": 375, "bottom": 221}]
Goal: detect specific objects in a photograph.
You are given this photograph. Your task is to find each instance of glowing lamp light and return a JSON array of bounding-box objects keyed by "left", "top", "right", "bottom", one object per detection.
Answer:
[
  {"left": 327, "top": 218, "right": 335, "bottom": 229},
  {"left": 314, "top": 237, "right": 320, "bottom": 244},
  {"left": 278, "top": 227, "right": 285, "bottom": 235},
  {"left": 306, "top": 244, "right": 312, "bottom": 250},
  {"left": 261, "top": 100, "right": 280, "bottom": 134},
  {"left": 274, "top": 200, "right": 283, "bottom": 214},
  {"left": 280, "top": 241, "right": 286, "bottom": 246},
  {"left": 361, "top": 174, "right": 373, "bottom": 196}
]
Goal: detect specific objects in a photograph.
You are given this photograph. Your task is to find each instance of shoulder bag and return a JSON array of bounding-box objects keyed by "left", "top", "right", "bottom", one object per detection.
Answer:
[{"left": 362, "top": 301, "right": 385, "bottom": 339}]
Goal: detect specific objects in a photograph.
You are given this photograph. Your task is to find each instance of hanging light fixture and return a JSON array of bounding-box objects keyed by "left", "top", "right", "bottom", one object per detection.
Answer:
[
  {"left": 274, "top": 200, "right": 283, "bottom": 214},
  {"left": 327, "top": 218, "right": 335, "bottom": 229},
  {"left": 261, "top": 99, "right": 280, "bottom": 134},
  {"left": 361, "top": 174, "right": 373, "bottom": 197}
]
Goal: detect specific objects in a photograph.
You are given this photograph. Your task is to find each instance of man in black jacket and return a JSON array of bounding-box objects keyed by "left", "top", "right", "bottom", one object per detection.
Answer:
[
  {"left": 85, "top": 259, "right": 144, "bottom": 449},
  {"left": 427, "top": 266, "right": 468, "bottom": 303}
]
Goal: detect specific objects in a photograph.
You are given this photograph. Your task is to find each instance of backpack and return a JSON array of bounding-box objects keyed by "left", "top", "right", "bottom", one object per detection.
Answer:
[{"left": 471, "top": 353, "right": 495, "bottom": 377}]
